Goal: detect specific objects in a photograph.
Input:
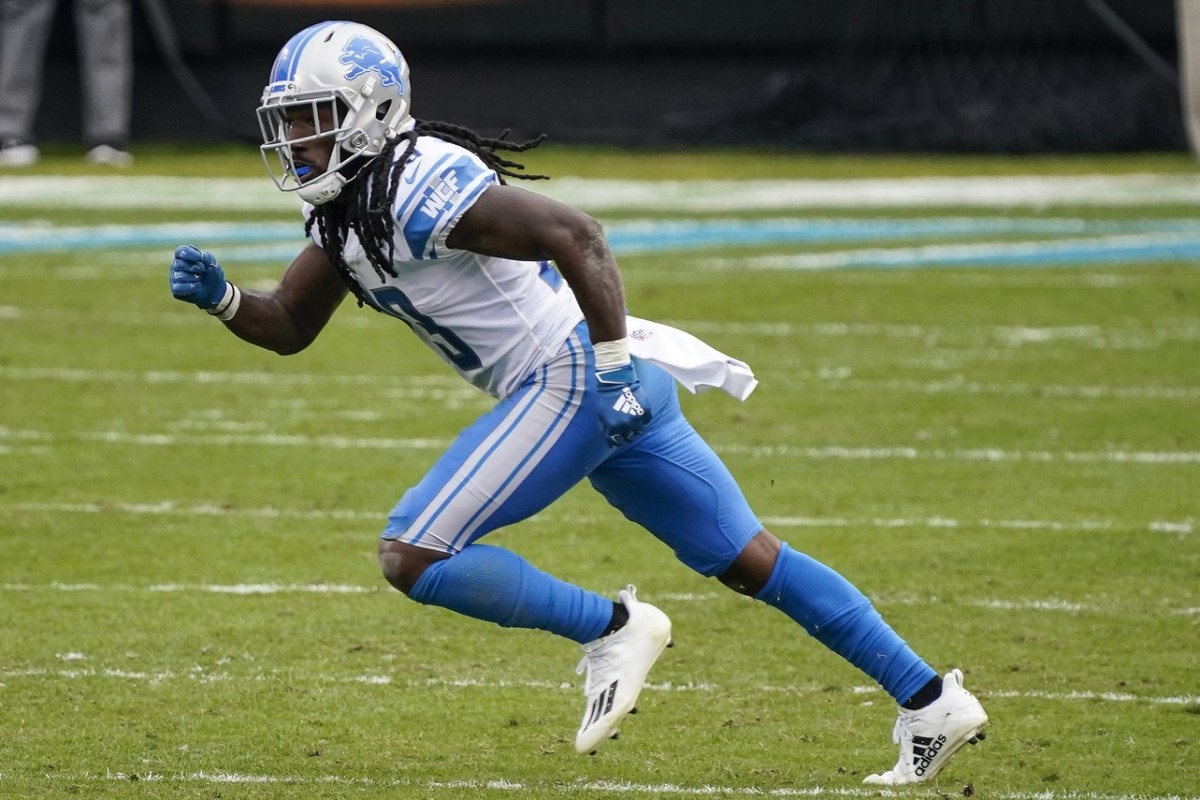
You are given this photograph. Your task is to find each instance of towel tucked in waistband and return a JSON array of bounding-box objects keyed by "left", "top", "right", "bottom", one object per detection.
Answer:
[{"left": 626, "top": 315, "right": 758, "bottom": 401}]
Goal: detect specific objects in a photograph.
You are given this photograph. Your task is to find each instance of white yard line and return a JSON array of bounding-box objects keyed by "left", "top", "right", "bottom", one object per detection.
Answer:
[
  {"left": 7, "top": 308, "right": 1200, "bottom": 348},
  {"left": 712, "top": 443, "right": 1200, "bottom": 465},
  {"left": 13, "top": 501, "right": 1193, "bottom": 539},
  {"left": 3, "top": 575, "right": 1195, "bottom": 617},
  {"left": 7, "top": 173, "right": 1200, "bottom": 211},
  {"left": 803, "top": 377, "right": 1200, "bottom": 401},
  {"left": 4, "top": 667, "right": 1198, "bottom": 709},
  {"left": 756, "top": 514, "right": 1195, "bottom": 536},
  {"left": 5, "top": 364, "right": 1200, "bottom": 409},
  {"left": 4, "top": 363, "right": 1198, "bottom": 403},
  {"left": 3, "top": 427, "right": 1198, "bottom": 465},
  {"left": 23, "top": 769, "right": 1187, "bottom": 800},
  {"left": 0, "top": 364, "right": 463, "bottom": 390},
  {"left": 5, "top": 365, "right": 1199, "bottom": 408},
  {"left": 690, "top": 232, "right": 1200, "bottom": 271},
  {"left": 36, "top": 770, "right": 1196, "bottom": 800},
  {"left": 668, "top": 318, "right": 1200, "bottom": 346},
  {"left": 12, "top": 501, "right": 383, "bottom": 522}
]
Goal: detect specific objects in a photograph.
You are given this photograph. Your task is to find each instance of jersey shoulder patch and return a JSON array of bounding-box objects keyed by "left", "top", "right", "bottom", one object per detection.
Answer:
[{"left": 392, "top": 138, "right": 496, "bottom": 261}]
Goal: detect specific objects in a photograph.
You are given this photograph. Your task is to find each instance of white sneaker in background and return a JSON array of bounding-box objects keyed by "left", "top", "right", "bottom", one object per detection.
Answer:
[
  {"left": 0, "top": 142, "right": 39, "bottom": 167},
  {"left": 863, "top": 668, "right": 989, "bottom": 785},
  {"left": 574, "top": 585, "right": 672, "bottom": 754},
  {"left": 85, "top": 144, "right": 133, "bottom": 167}
]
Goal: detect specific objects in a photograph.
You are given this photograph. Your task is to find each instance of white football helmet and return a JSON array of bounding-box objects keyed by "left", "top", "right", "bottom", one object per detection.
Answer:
[{"left": 257, "top": 20, "right": 413, "bottom": 205}]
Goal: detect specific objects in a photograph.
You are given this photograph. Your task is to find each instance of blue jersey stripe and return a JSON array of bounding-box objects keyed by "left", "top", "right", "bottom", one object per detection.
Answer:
[
  {"left": 393, "top": 151, "right": 454, "bottom": 227},
  {"left": 429, "top": 177, "right": 494, "bottom": 260},
  {"left": 402, "top": 155, "right": 492, "bottom": 259}
]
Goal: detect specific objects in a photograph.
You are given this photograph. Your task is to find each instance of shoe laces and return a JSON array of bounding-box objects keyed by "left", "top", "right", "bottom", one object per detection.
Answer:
[
  {"left": 576, "top": 639, "right": 618, "bottom": 691},
  {"left": 891, "top": 703, "right": 930, "bottom": 746}
]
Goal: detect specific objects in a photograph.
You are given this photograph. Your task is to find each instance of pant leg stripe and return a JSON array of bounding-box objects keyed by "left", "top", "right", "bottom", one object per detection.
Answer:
[
  {"left": 408, "top": 333, "right": 586, "bottom": 548},
  {"left": 448, "top": 335, "right": 586, "bottom": 549}
]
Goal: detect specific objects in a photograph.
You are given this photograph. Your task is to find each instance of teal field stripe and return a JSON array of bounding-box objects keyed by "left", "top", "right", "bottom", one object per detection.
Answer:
[
  {"left": 6, "top": 217, "right": 1200, "bottom": 258},
  {"left": 604, "top": 217, "right": 1200, "bottom": 254},
  {"left": 0, "top": 221, "right": 300, "bottom": 254},
  {"left": 697, "top": 233, "right": 1200, "bottom": 271},
  {"left": 5, "top": 217, "right": 1200, "bottom": 270},
  {"left": 7, "top": 173, "right": 1200, "bottom": 210}
]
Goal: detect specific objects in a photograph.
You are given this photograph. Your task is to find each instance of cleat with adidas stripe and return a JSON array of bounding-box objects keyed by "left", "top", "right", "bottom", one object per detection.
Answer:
[
  {"left": 573, "top": 585, "right": 672, "bottom": 755},
  {"left": 863, "top": 668, "right": 989, "bottom": 785}
]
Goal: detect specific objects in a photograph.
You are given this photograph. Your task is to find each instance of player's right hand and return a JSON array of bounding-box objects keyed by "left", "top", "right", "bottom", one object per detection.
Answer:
[
  {"left": 595, "top": 362, "right": 653, "bottom": 447},
  {"left": 169, "top": 245, "right": 227, "bottom": 310}
]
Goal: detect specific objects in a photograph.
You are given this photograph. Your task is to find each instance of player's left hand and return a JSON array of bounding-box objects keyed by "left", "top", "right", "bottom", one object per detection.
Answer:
[
  {"left": 596, "top": 362, "right": 653, "bottom": 447},
  {"left": 169, "top": 245, "right": 227, "bottom": 310}
]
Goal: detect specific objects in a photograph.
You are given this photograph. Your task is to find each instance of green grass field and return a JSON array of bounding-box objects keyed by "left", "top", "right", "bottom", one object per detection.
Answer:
[{"left": 2, "top": 145, "right": 1198, "bottom": 798}]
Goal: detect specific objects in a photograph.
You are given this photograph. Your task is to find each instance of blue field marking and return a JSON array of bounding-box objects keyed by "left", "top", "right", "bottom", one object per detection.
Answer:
[
  {"left": 876, "top": 236, "right": 1200, "bottom": 269},
  {"left": 604, "top": 219, "right": 1200, "bottom": 256},
  {"left": 0, "top": 222, "right": 299, "bottom": 255},
  {"left": 602, "top": 217, "right": 1200, "bottom": 253},
  {"left": 700, "top": 234, "right": 1200, "bottom": 271},
  {"left": 4, "top": 217, "right": 1200, "bottom": 269}
]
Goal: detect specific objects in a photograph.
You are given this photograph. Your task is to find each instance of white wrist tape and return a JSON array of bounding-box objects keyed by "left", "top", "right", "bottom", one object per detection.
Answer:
[
  {"left": 208, "top": 283, "right": 242, "bottom": 321},
  {"left": 592, "top": 337, "right": 630, "bottom": 371}
]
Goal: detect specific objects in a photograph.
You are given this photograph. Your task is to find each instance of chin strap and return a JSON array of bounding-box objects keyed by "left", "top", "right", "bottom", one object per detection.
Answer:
[
  {"left": 296, "top": 144, "right": 387, "bottom": 204},
  {"left": 298, "top": 171, "right": 349, "bottom": 205}
]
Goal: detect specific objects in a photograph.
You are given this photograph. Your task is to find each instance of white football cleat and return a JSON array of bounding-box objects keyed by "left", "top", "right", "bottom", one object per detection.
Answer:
[
  {"left": 863, "top": 668, "right": 988, "bottom": 785},
  {"left": 0, "top": 142, "right": 39, "bottom": 167},
  {"left": 85, "top": 144, "right": 133, "bottom": 168},
  {"left": 574, "top": 585, "right": 672, "bottom": 754}
]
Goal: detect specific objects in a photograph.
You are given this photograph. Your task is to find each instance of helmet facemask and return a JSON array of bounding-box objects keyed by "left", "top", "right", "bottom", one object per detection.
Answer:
[{"left": 258, "top": 90, "right": 363, "bottom": 205}]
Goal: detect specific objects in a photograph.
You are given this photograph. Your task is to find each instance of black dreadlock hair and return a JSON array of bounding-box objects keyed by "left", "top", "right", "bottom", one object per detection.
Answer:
[{"left": 304, "top": 120, "right": 548, "bottom": 305}]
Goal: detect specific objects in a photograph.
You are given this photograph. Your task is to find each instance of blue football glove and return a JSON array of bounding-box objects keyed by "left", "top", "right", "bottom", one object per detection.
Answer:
[
  {"left": 169, "top": 245, "right": 227, "bottom": 310},
  {"left": 596, "top": 362, "right": 653, "bottom": 447}
]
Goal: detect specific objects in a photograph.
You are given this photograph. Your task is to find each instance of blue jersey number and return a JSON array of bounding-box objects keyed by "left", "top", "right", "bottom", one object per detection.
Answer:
[{"left": 367, "top": 286, "right": 482, "bottom": 370}]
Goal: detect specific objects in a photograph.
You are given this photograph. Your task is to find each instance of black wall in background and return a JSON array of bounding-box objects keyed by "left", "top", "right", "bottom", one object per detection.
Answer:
[
  {"left": 126, "top": 0, "right": 1178, "bottom": 54},
  {"left": 32, "top": 0, "right": 1186, "bottom": 152}
]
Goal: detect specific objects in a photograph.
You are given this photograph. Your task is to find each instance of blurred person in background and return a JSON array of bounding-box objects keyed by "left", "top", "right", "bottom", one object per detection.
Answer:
[{"left": 0, "top": 0, "right": 133, "bottom": 167}]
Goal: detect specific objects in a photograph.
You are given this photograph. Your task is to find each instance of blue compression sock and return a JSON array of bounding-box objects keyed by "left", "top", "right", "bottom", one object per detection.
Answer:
[
  {"left": 753, "top": 542, "right": 936, "bottom": 704},
  {"left": 407, "top": 543, "right": 613, "bottom": 644}
]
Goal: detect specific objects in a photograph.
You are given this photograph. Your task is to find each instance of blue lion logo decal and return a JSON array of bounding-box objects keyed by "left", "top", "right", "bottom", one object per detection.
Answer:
[{"left": 339, "top": 35, "right": 404, "bottom": 89}]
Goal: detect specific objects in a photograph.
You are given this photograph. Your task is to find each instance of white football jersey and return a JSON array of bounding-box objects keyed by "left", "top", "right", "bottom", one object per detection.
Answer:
[{"left": 304, "top": 136, "right": 584, "bottom": 398}]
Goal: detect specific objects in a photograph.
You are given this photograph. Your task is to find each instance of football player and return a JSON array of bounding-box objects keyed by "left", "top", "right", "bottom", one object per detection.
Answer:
[{"left": 168, "top": 20, "right": 987, "bottom": 783}]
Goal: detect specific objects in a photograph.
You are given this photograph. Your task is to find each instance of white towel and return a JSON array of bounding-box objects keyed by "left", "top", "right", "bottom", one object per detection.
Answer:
[{"left": 626, "top": 315, "right": 758, "bottom": 401}]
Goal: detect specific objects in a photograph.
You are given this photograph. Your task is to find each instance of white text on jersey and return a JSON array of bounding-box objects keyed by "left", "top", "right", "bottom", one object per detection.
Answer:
[{"left": 420, "top": 174, "right": 462, "bottom": 218}]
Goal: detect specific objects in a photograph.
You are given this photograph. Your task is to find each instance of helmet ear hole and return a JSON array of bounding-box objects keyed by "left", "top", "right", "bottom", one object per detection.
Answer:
[{"left": 375, "top": 100, "right": 392, "bottom": 121}]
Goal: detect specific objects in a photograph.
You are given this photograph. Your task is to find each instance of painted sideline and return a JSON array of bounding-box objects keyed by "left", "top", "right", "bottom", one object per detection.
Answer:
[
  {"left": 5, "top": 667, "right": 1198, "bottom": 708},
  {"left": 10, "top": 500, "right": 1194, "bottom": 537},
  {"left": 3, "top": 578, "right": 1196, "bottom": 616},
  {"left": 6, "top": 426, "right": 1199, "bottom": 465},
  {"left": 35, "top": 771, "right": 1196, "bottom": 800},
  {"left": 5, "top": 173, "right": 1200, "bottom": 211}
]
